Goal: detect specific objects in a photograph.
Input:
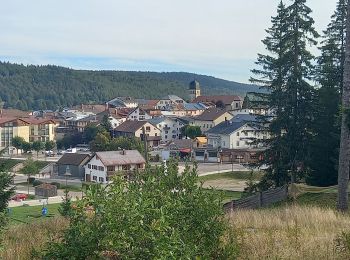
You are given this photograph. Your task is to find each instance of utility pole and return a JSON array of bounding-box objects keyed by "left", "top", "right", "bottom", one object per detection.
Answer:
[{"left": 142, "top": 126, "right": 149, "bottom": 164}]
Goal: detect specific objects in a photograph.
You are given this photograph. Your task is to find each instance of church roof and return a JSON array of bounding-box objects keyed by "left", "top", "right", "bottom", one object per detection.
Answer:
[{"left": 189, "top": 80, "right": 200, "bottom": 90}]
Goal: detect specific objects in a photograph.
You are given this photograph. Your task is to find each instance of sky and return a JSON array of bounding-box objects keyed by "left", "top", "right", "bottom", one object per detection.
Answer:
[{"left": 0, "top": 0, "right": 339, "bottom": 83}]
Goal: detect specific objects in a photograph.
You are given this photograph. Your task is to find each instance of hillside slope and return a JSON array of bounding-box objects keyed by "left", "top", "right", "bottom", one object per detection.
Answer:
[{"left": 0, "top": 62, "right": 261, "bottom": 110}]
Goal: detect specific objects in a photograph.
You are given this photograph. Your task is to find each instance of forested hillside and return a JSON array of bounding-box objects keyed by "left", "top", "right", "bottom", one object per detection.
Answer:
[{"left": 0, "top": 62, "right": 260, "bottom": 110}]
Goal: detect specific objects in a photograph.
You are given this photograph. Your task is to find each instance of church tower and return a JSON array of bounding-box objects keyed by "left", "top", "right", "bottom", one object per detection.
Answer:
[{"left": 189, "top": 80, "right": 201, "bottom": 101}]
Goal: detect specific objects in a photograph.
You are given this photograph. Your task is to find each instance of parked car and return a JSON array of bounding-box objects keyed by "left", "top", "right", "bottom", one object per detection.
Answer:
[
  {"left": 57, "top": 150, "right": 66, "bottom": 155},
  {"left": 11, "top": 193, "right": 28, "bottom": 201},
  {"left": 45, "top": 150, "right": 55, "bottom": 157}
]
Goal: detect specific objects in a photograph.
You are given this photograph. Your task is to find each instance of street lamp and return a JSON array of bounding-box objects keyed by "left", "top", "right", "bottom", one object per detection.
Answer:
[{"left": 63, "top": 165, "right": 71, "bottom": 192}]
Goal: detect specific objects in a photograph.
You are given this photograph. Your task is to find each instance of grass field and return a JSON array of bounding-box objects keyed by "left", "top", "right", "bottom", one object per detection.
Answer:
[
  {"left": 231, "top": 205, "right": 350, "bottom": 259},
  {"left": 0, "top": 158, "right": 21, "bottom": 171},
  {"left": 8, "top": 203, "right": 61, "bottom": 224},
  {"left": 198, "top": 171, "right": 263, "bottom": 182}
]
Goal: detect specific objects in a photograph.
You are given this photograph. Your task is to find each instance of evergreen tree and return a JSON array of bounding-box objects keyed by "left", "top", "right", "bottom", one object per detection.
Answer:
[
  {"left": 251, "top": 0, "right": 319, "bottom": 188},
  {"left": 58, "top": 189, "right": 72, "bottom": 217},
  {"left": 308, "top": 0, "right": 347, "bottom": 186}
]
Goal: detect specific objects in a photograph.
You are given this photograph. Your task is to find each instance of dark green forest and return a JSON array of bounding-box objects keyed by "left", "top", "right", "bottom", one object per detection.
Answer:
[{"left": 0, "top": 62, "right": 260, "bottom": 110}]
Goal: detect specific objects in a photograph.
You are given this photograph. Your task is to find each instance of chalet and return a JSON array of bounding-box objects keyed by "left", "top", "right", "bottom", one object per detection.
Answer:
[
  {"left": 156, "top": 95, "right": 185, "bottom": 110},
  {"left": 56, "top": 153, "right": 91, "bottom": 179},
  {"left": 193, "top": 95, "right": 244, "bottom": 111},
  {"left": 107, "top": 97, "right": 138, "bottom": 109},
  {"left": 191, "top": 108, "right": 233, "bottom": 132},
  {"left": 84, "top": 150, "right": 146, "bottom": 183},
  {"left": 113, "top": 121, "right": 161, "bottom": 147}
]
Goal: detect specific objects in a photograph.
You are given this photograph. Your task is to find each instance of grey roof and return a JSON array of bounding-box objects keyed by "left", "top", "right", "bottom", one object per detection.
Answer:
[
  {"left": 207, "top": 114, "right": 259, "bottom": 135},
  {"left": 183, "top": 103, "right": 207, "bottom": 110},
  {"left": 166, "top": 139, "right": 193, "bottom": 150},
  {"left": 57, "top": 153, "right": 91, "bottom": 166},
  {"left": 95, "top": 150, "right": 146, "bottom": 166},
  {"left": 148, "top": 117, "right": 167, "bottom": 125}
]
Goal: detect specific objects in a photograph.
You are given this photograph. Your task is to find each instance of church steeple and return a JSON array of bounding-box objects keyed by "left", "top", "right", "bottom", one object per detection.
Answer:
[{"left": 188, "top": 80, "right": 201, "bottom": 101}]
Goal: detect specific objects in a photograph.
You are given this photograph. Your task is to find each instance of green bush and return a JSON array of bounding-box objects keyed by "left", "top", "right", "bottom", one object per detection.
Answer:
[
  {"left": 40, "top": 161, "right": 239, "bottom": 259},
  {"left": 32, "top": 180, "right": 43, "bottom": 187},
  {"left": 50, "top": 182, "right": 61, "bottom": 189},
  {"left": 28, "top": 177, "right": 35, "bottom": 184}
]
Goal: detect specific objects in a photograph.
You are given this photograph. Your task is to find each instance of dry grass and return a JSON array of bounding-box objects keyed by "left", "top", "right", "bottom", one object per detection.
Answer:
[
  {"left": 1, "top": 217, "right": 68, "bottom": 260},
  {"left": 229, "top": 205, "right": 350, "bottom": 259}
]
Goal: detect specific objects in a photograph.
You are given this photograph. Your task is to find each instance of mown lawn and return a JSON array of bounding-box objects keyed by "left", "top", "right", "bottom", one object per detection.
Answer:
[
  {"left": 0, "top": 158, "right": 22, "bottom": 171},
  {"left": 8, "top": 203, "right": 61, "bottom": 224},
  {"left": 198, "top": 171, "right": 263, "bottom": 182}
]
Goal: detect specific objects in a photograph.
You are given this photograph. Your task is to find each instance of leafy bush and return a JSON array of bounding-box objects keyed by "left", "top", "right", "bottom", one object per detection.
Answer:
[
  {"left": 50, "top": 182, "right": 61, "bottom": 189},
  {"left": 28, "top": 177, "right": 35, "bottom": 184},
  {"left": 41, "top": 161, "right": 238, "bottom": 259},
  {"left": 32, "top": 180, "right": 43, "bottom": 187}
]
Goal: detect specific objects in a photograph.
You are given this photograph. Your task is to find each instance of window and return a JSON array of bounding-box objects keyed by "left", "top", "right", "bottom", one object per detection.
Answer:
[
  {"left": 93, "top": 176, "right": 97, "bottom": 181},
  {"left": 98, "top": 166, "right": 105, "bottom": 171},
  {"left": 155, "top": 133, "right": 158, "bottom": 136},
  {"left": 237, "top": 132, "right": 240, "bottom": 136},
  {"left": 99, "top": 177, "right": 104, "bottom": 183},
  {"left": 236, "top": 103, "right": 239, "bottom": 108},
  {"left": 165, "top": 135, "right": 168, "bottom": 139},
  {"left": 236, "top": 141, "right": 240, "bottom": 147},
  {"left": 88, "top": 164, "right": 91, "bottom": 169},
  {"left": 107, "top": 166, "right": 115, "bottom": 171},
  {"left": 146, "top": 126, "right": 150, "bottom": 132},
  {"left": 92, "top": 165, "right": 98, "bottom": 170},
  {"left": 172, "top": 135, "right": 176, "bottom": 139}
]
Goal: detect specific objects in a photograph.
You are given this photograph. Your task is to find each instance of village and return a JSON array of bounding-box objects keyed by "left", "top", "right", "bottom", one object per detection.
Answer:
[{"left": 0, "top": 80, "right": 269, "bottom": 190}]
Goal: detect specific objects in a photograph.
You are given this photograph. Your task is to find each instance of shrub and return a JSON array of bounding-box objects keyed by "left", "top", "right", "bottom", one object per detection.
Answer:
[
  {"left": 32, "top": 180, "right": 43, "bottom": 187},
  {"left": 50, "top": 182, "right": 61, "bottom": 189},
  {"left": 28, "top": 177, "right": 35, "bottom": 184},
  {"left": 41, "top": 161, "right": 238, "bottom": 259}
]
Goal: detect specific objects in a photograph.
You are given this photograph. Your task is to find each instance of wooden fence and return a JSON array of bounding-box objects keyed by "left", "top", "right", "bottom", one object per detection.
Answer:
[{"left": 223, "top": 185, "right": 288, "bottom": 212}]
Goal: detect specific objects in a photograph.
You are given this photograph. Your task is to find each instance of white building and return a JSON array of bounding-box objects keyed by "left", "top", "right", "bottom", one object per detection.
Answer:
[
  {"left": 149, "top": 117, "right": 185, "bottom": 143},
  {"left": 127, "top": 107, "right": 152, "bottom": 121},
  {"left": 206, "top": 114, "right": 269, "bottom": 149},
  {"left": 84, "top": 150, "right": 146, "bottom": 184},
  {"left": 156, "top": 95, "right": 185, "bottom": 110}
]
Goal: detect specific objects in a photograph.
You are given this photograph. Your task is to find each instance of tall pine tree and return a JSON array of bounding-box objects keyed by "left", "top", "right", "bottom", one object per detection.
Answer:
[
  {"left": 307, "top": 0, "right": 347, "bottom": 186},
  {"left": 251, "top": 0, "right": 318, "bottom": 188}
]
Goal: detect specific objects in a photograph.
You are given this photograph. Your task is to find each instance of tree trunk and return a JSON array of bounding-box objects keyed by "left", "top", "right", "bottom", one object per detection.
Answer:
[{"left": 337, "top": 1, "right": 350, "bottom": 212}]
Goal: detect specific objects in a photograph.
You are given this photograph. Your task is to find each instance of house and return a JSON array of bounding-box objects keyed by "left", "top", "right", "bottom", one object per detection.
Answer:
[
  {"left": 148, "top": 117, "right": 185, "bottom": 143},
  {"left": 107, "top": 97, "right": 138, "bottom": 109},
  {"left": 136, "top": 99, "right": 159, "bottom": 110},
  {"left": 206, "top": 114, "right": 269, "bottom": 149},
  {"left": 191, "top": 108, "right": 233, "bottom": 132},
  {"left": 0, "top": 118, "right": 30, "bottom": 152},
  {"left": 23, "top": 118, "right": 58, "bottom": 142},
  {"left": 164, "top": 139, "right": 193, "bottom": 159},
  {"left": 113, "top": 121, "right": 161, "bottom": 147},
  {"left": 72, "top": 104, "right": 107, "bottom": 114},
  {"left": 193, "top": 95, "right": 244, "bottom": 111},
  {"left": 0, "top": 108, "right": 32, "bottom": 118},
  {"left": 56, "top": 153, "right": 91, "bottom": 179},
  {"left": 156, "top": 95, "right": 185, "bottom": 110},
  {"left": 183, "top": 102, "right": 210, "bottom": 116},
  {"left": 84, "top": 150, "right": 146, "bottom": 183},
  {"left": 126, "top": 107, "right": 152, "bottom": 121},
  {"left": 243, "top": 92, "right": 270, "bottom": 115}
]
